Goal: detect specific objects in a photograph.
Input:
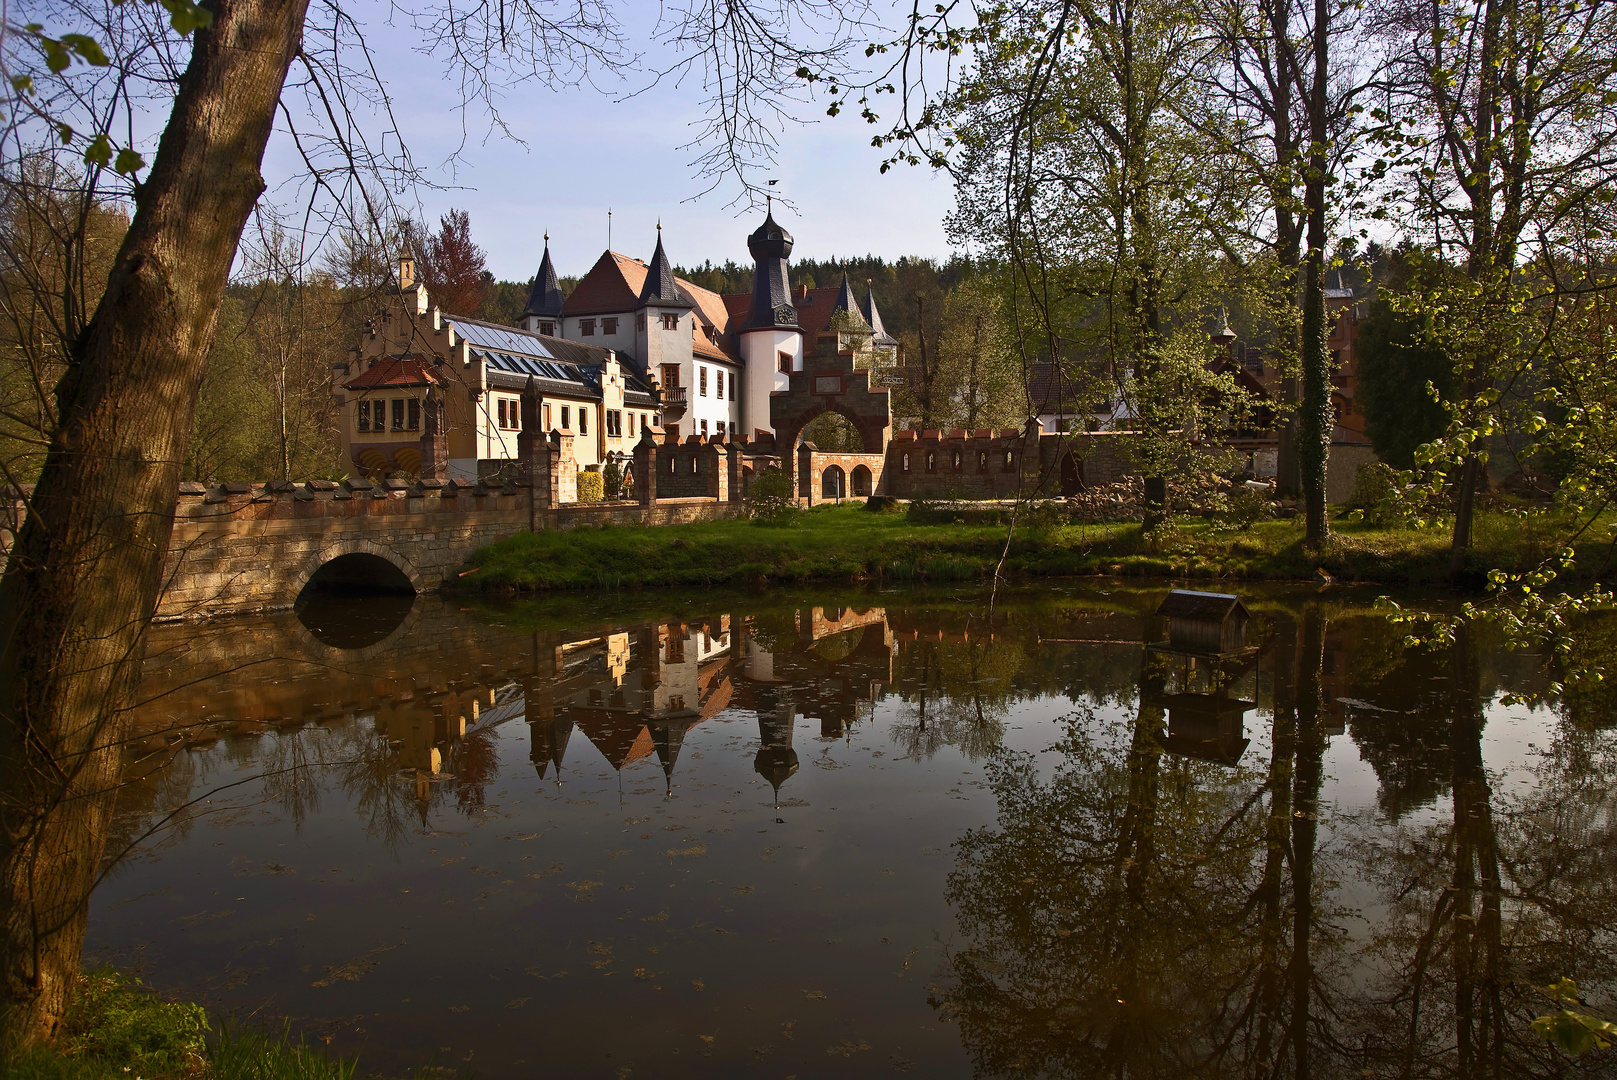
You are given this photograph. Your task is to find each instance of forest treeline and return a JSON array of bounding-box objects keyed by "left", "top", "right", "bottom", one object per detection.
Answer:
[{"left": 1, "top": 199, "right": 1025, "bottom": 483}]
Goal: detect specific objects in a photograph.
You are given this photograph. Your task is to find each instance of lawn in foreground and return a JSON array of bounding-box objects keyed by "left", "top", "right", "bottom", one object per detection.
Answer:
[{"left": 459, "top": 503, "right": 1601, "bottom": 592}]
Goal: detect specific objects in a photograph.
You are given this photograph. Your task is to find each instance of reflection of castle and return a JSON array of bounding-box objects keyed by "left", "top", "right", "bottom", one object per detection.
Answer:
[{"left": 515, "top": 607, "right": 894, "bottom": 799}]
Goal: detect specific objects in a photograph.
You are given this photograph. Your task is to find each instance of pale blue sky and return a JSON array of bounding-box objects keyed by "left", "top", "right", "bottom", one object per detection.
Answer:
[{"left": 255, "top": 3, "right": 959, "bottom": 283}]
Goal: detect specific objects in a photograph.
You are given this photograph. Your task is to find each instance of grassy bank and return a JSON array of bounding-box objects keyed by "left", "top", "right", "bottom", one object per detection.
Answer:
[
  {"left": 459, "top": 502, "right": 1604, "bottom": 593},
  {"left": 1, "top": 969, "right": 363, "bottom": 1080}
]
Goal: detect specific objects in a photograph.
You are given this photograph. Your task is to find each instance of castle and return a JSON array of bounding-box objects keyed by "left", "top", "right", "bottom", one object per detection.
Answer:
[{"left": 335, "top": 214, "right": 898, "bottom": 482}]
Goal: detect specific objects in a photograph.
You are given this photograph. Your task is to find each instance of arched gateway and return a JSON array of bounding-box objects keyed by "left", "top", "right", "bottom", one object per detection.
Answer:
[{"left": 771, "top": 332, "right": 893, "bottom": 491}]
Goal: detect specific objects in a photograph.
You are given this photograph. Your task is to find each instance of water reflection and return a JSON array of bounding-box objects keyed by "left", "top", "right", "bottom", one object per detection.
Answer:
[{"left": 99, "top": 589, "right": 1617, "bottom": 1078}]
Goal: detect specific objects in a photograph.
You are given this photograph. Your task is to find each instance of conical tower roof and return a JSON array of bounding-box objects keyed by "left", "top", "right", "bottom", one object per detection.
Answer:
[
  {"left": 861, "top": 281, "right": 897, "bottom": 346},
  {"left": 638, "top": 227, "right": 691, "bottom": 309},
  {"left": 523, "top": 236, "right": 565, "bottom": 319},
  {"left": 831, "top": 272, "right": 864, "bottom": 323}
]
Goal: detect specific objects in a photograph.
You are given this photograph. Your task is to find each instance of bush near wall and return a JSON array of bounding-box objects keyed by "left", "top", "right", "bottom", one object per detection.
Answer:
[{"left": 577, "top": 470, "right": 604, "bottom": 504}]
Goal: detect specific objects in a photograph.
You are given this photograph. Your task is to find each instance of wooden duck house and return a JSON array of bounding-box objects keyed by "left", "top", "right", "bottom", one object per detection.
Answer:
[{"left": 1155, "top": 590, "right": 1252, "bottom": 656}]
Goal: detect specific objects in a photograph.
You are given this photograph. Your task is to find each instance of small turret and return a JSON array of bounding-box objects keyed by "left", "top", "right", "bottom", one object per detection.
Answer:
[
  {"left": 522, "top": 235, "right": 565, "bottom": 329},
  {"left": 638, "top": 224, "right": 691, "bottom": 309},
  {"left": 744, "top": 212, "right": 798, "bottom": 331}
]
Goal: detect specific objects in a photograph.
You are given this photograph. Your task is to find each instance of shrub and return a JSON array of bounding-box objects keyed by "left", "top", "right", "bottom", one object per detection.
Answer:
[
  {"left": 576, "top": 469, "right": 604, "bottom": 504},
  {"left": 747, "top": 468, "right": 797, "bottom": 525},
  {"left": 61, "top": 969, "right": 208, "bottom": 1074},
  {"left": 1350, "top": 461, "right": 1400, "bottom": 525},
  {"left": 602, "top": 458, "right": 623, "bottom": 499},
  {"left": 1219, "top": 486, "right": 1274, "bottom": 529}
]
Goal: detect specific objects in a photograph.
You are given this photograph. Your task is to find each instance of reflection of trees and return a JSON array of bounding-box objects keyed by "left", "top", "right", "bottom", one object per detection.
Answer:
[
  {"left": 889, "top": 638, "right": 1022, "bottom": 761},
  {"left": 935, "top": 608, "right": 1344, "bottom": 1078},
  {"left": 1346, "top": 624, "right": 1617, "bottom": 1078}
]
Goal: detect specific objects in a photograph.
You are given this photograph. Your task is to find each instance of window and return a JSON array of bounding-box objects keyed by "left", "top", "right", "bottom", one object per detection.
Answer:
[
  {"left": 661, "top": 364, "right": 680, "bottom": 388},
  {"left": 952, "top": 450, "right": 962, "bottom": 471},
  {"left": 728, "top": 372, "right": 736, "bottom": 399},
  {"left": 977, "top": 450, "right": 988, "bottom": 471},
  {"left": 1003, "top": 450, "right": 1015, "bottom": 472},
  {"left": 669, "top": 455, "right": 677, "bottom": 474},
  {"left": 543, "top": 403, "right": 552, "bottom": 430},
  {"left": 637, "top": 313, "right": 646, "bottom": 331},
  {"left": 494, "top": 399, "right": 515, "bottom": 431},
  {"left": 497, "top": 399, "right": 507, "bottom": 429},
  {"left": 580, "top": 319, "right": 596, "bottom": 336},
  {"left": 606, "top": 410, "right": 622, "bottom": 437},
  {"left": 729, "top": 421, "right": 736, "bottom": 436},
  {"left": 602, "top": 318, "right": 618, "bottom": 335},
  {"left": 562, "top": 405, "right": 571, "bottom": 429},
  {"left": 392, "top": 399, "right": 406, "bottom": 431},
  {"left": 539, "top": 321, "right": 554, "bottom": 336},
  {"left": 661, "top": 313, "right": 679, "bottom": 330},
  {"left": 902, "top": 452, "right": 910, "bottom": 472},
  {"left": 926, "top": 452, "right": 936, "bottom": 472},
  {"left": 691, "top": 455, "right": 698, "bottom": 474},
  {"left": 699, "top": 367, "right": 708, "bottom": 396},
  {"left": 778, "top": 350, "right": 792, "bottom": 373},
  {"left": 701, "top": 419, "right": 709, "bottom": 436},
  {"left": 579, "top": 408, "right": 588, "bottom": 435},
  {"left": 356, "top": 401, "right": 370, "bottom": 432}
]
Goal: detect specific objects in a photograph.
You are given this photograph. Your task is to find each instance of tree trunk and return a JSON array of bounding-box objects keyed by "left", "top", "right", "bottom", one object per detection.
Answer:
[
  {"left": 1290, "top": 604, "right": 1327, "bottom": 1079},
  {"left": 0, "top": 0, "right": 309, "bottom": 1046},
  {"left": 1299, "top": 0, "right": 1332, "bottom": 549}
]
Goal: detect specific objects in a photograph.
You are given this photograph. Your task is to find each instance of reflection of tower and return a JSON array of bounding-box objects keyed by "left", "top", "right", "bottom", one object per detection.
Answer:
[
  {"left": 753, "top": 689, "right": 799, "bottom": 806},
  {"left": 527, "top": 713, "right": 574, "bottom": 782},
  {"left": 648, "top": 718, "right": 688, "bottom": 797}
]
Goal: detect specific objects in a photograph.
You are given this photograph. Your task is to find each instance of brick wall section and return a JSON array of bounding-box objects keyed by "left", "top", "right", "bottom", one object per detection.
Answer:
[{"left": 798, "top": 448, "right": 887, "bottom": 504}]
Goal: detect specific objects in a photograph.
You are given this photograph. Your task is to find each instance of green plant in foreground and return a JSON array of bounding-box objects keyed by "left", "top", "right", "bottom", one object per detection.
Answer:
[{"left": 1533, "top": 977, "right": 1617, "bottom": 1055}]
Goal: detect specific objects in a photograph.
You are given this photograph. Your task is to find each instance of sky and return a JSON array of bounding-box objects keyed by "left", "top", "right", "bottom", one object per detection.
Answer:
[{"left": 254, "top": 2, "right": 959, "bottom": 283}]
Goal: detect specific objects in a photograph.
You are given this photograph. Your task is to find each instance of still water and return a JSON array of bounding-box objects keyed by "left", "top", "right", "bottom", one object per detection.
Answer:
[{"left": 96, "top": 585, "right": 1617, "bottom": 1078}]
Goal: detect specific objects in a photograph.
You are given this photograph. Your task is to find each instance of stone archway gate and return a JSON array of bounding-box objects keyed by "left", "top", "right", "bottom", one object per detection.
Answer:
[{"left": 770, "top": 331, "right": 893, "bottom": 494}]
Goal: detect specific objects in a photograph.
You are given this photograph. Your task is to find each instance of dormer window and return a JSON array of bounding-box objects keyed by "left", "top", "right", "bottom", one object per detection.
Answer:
[
  {"left": 580, "top": 319, "right": 596, "bottom": 336},
  {"left": 661, "top": 313, "right": 679, "bottom": 330}
]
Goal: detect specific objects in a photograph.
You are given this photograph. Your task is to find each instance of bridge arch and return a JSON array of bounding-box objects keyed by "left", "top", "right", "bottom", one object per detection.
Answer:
[{"left": 292, "top": 539, "right": 426, "bottom": 606}]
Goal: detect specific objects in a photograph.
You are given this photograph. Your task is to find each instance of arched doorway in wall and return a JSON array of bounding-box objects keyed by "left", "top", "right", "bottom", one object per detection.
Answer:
[
  {"left": 1060, "top": 453, "right": 1085, "bottom": 496},
  {"left": 851, "top": 465, "right": 871, "bottom": 497},
  {"left": 822, "top": 465, "right": 845, "bottom": 500}
]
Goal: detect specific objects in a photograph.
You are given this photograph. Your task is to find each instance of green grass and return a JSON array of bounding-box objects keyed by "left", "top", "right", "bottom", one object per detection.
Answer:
[
  {"left": 457, "top": 502, "right": 1610, "bottom": 594},
  {"left": 0, "top": 970, "right": 362, "bottom": 1080}
]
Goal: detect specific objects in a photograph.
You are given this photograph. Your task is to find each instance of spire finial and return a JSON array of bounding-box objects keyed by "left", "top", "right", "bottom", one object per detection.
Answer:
[
  {"left": 657, "top": 219, "right": 662, "bottom": 233},
  {"left": 544, "top": 231, "right": 549, "bottom": 244}
]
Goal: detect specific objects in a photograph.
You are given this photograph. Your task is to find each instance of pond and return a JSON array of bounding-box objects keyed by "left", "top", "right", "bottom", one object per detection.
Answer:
[{"left": 94, "top": 584, "right": 1617, "bottom": 1078}]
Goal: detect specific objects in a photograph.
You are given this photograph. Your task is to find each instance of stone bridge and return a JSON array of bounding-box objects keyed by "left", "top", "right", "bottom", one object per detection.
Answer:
[{"left": 2, "top": 474, "right": 745, "bottom": 621}]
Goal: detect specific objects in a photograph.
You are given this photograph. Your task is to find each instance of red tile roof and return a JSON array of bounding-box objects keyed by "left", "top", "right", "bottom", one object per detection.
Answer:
[
  {"left": 563, "top": 251, "right": 649, "bottom": 315},
  {"left": 344, "top": 354, "right": 442, "bottom": 390}
]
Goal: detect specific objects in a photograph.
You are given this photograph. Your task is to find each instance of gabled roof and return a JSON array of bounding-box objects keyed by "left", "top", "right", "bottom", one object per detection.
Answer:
[
  {"left": 344, "top": 354, "right": 442, "bottom": 390},
  {"left": 684, "top": 280, "right": 738, "bottom": 362},
  {"left": 564, "top": 251, "right": 649, "bottom": 316},
  {"left": 1155, "top": 589, "right": 1250, "bottom": 623},
  {"left": 638, "top": 230, "right": 691, "bottom": 309},
  {"left": 523, "top": 240, "right": 565, "bottom": 319}
]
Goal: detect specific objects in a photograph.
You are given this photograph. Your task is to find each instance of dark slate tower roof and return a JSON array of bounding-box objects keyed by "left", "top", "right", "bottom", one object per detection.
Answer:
[
  {"left": 523, "top": 236, "right": 566, "bottom": 319},
  {"left": 862, "top": 281, "right": 898, "bottom": 347},
  {"left": 638, "top": 227, "right": 691, "bottom": 309},
  {"left": 831, "top": 273, "right": 871, "bottom": 330},
  {"left": 745, "top": 211, "right": 799, "bottom": 331}
]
